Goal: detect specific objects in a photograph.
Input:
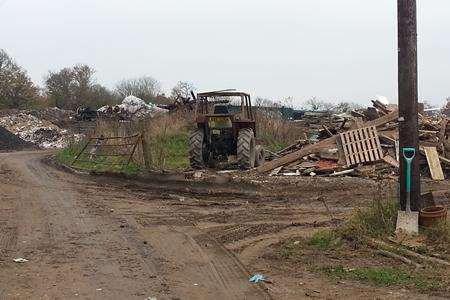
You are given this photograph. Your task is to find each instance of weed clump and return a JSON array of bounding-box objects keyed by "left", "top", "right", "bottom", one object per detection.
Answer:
[
  {"left": 308, "top": 230, "right": 342, "bottom": 250},
  {"left": 338, "top": 196, "right": 398, "bottom": 243}
]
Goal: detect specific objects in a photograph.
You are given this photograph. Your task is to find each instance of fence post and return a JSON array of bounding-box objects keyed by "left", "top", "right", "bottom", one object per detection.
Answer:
[{"left": 141, "top": 134, "right": 152, "bottom": 169}]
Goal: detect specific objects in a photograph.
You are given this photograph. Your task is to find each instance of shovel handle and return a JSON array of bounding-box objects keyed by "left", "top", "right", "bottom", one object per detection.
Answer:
[
  {"left": 402, "top": 148, "right": 415, "bottom": 193},
  {"left": 402, "top": 148, "right": 416, "bottom": 161}
]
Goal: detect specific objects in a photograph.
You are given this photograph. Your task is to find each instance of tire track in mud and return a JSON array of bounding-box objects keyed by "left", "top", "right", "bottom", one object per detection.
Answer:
[{"left": 0, "top": 151, "right": 271, "bottom": 300}]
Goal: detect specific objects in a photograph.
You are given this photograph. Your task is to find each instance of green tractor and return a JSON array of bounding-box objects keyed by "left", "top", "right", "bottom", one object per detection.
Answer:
[{"left": 189, "top": 91, "right": 264, "bottom": 170}]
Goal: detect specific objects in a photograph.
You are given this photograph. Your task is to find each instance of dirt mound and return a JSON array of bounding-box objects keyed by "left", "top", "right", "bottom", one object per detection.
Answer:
[{"left": 0, "top": 125, "right": 35, "bottom": 151}]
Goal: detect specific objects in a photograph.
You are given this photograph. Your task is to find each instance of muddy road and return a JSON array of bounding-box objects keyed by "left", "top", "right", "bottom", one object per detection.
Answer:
[
  {"left": 1, "top": 151, "right": 448, "bottom": 299},
  {"left": 0, "top": 151, "right": 269, "bottom": 299}
]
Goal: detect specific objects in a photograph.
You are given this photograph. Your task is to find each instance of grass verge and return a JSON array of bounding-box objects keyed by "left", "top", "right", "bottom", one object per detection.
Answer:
[
  {"left": 319, "top": 265, "right": 439, "bottom": 291},
  {"left": 275, "top": 194, "right": 450, "bottom": 295},
  {"left": 145, "top": 132, "right": 189, "bottom": 170},
  {"left": 56, "top": 141, "right": 141, "bottom": 175}
]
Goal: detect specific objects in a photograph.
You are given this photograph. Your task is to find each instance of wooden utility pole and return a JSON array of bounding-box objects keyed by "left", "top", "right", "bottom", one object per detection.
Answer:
[{"left": 398, "top": 0, "right": 421, "bottom": 210}]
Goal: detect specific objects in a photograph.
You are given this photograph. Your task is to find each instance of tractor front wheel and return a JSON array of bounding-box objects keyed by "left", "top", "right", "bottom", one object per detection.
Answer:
[
  {"left": 237, "top": 128, "right": 256, "bottom": 170},
  {"left": 189, "top": 128, "right": 208, "bottom": 169}
]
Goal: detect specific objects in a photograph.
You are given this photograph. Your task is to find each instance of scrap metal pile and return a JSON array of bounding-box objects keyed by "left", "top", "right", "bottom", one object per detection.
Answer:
[{"left": 258, "top": 101, "right": 449, "bottom": 180}]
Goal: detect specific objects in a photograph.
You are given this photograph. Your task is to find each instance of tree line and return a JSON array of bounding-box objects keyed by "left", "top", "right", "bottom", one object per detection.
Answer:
[{"left": 0, "top": 49, "right": 195, "bottom": 110}]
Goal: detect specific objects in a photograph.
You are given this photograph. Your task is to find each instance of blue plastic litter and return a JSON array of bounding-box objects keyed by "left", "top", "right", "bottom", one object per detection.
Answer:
[{"left": 249, "top": 274, "right": 265, "bottom": 283}]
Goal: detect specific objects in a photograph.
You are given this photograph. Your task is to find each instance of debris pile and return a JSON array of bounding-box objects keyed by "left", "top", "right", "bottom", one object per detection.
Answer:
[
  {"left": 98, "top": 96, "right": 168, "bottom": 119},
  {"left": 260, "top": 100, "right": 449, "bottom": 180},
  {"left": 0, "top": 111, "right": 83, "bottom": 149},
  {"left": 0, "top": 125, "right": 35, "bottom": 151}
]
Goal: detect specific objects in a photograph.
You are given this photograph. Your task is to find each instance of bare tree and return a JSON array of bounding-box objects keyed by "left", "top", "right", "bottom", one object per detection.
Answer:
[
  {"left": 0, "top": 49, "right": 40, "bottom": 109},
  {"left": 45, "top": 64, "right": 117, "bottom": 110},
  {"left": 304, "top": 97, "right": 335, "bottom": 112},
  {"left": 334, "top": 101, "right": 362, "bottom": 113},
  {"left": 170, "top": 81, "right": 195, "bottom": 99},
  {"left": 114, "top": 76, "right": 162, "bottom": 102}
]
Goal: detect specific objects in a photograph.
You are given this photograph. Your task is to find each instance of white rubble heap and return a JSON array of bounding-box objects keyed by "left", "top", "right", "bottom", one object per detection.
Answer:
[
  {"left": 0, "top": 112, "right": 83, "bottom": 149},
  {"left": 98, "top": 95, "right": 167, "bottom": 118}
]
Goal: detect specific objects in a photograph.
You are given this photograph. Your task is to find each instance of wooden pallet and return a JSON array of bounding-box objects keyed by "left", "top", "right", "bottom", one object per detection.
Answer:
[{"left": 339, "top": 126, "right": 383, "bottom": 167}]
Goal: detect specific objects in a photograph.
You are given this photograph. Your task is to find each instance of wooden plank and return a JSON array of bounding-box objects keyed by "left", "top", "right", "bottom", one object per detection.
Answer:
[
  {"left": 379, "top": 133, "right": 397, "bottom": 144},
  {"left": 340, "top": 132, "right": 351, "bottom": 166},
  {"left": 269, "top": 166, "right": 283, "bottom": 176},
  {"left": 346, "top": 131, "right": 357, "bottom": 165},
  {"left": 423, "top": 146, "right": 445, "bottom": 180},
  {"left": 257, "top": 136, "right": 338, "bottom": 173},
  {"left": 363, "top": 127, "right": 375, "bottom": 161},
  {"left": 257, "top": 111, "right": 399, "bottom": 173},
  {"left": 351, "top": 117, "right": 364, "bottom": 129},
  {"left": 336, "top": 137, "right": 347, "bottom": 165},
  {"left": 368, "top": 127, "right": 379, "bottom": 160},
  {"left": 322, "top": 125, "right": 333, "bottom": 137},
  {"left": 419, "top": 146, "right": 450, "bottom": 166},
  {"left": 439, "top": 155, "right": 450, "bottom": 166},
  {"left": 345, "top": 131, "right": 356, "bottom": 165},
  {"left": 359, "top": 128, "right": 370, "bottom": 162},
  {"left": 358, "top": 128, "right": 369, "bottom": 162},
  {"left": 439, "top": 118, "right": 448, "bottom": 153},
  {"left": 364, "top": 110, "right": 398, "bottom": 127},
  {"left": 372, "top": 127, "right": 383, "bottom": 160},
  {"left": 371, "top": 100, "right": 391, "bottom": 114},
  {"left": 355, "top": 118, "right": 364, "bottom": 129},
  {"left": 439, "top": 118, "right": 448, "bottom": 141},
  {"left": 383, "top": 155, "right": 400, "bottom": 168},
  {"left": 352, "top": 129, "right": 364, "bottom": 163}
]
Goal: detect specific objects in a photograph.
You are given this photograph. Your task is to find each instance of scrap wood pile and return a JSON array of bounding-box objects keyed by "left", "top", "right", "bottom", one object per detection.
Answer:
[
  {"left": 259, "top": 101, "right": 449, "bottom": 180},
  {"left": 291, "top": 111, "right": 346, "bottom": 141}
]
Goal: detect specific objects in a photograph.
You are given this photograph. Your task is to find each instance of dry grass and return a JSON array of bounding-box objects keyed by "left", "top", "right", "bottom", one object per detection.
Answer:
[
  {"left": 255, "top": 110, "right": 305, "bottom": 152},
  {"left": 93, "top": 111, "right": 192, "bottom": 170},
  {"left": 139, "top": 111, "right": 192, "bottom": 170}
]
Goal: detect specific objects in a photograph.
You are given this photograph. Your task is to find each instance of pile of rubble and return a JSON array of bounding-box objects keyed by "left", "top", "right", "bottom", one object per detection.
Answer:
[
  {"left": 259, "top": 100, "right": 449, "bottom": 180},
  {"left": 0, "top": 125, "right": 35, "bottom": 151},
  {"left": 0, "top": 110, "right": 83, "bottom": 149},
  {"left": 98, "top": 96, "right": 167, "bottom": 119}
]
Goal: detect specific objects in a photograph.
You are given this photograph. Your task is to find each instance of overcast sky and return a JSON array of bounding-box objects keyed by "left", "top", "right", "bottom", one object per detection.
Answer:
[{"left": 0, "top": 0, "right": 449, "bottom": 107}]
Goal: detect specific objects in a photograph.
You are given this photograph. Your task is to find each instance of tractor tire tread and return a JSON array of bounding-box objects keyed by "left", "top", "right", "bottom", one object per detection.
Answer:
[
  {"left": 189, "top": 129, "right": 205, "bottom": 169},
  {"left": 237, "top": 128, "right": 255, "bottom": 170}
]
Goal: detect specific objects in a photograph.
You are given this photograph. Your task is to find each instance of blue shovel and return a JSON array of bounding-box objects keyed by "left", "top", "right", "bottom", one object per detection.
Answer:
[{"left": 396, "top": 148, "right": 419, "bottom": 234}]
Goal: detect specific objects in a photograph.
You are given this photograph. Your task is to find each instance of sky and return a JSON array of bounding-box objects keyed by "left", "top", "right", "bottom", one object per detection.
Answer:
[{"left": 0, "top": 0, "right": 449, "bottom": 107}]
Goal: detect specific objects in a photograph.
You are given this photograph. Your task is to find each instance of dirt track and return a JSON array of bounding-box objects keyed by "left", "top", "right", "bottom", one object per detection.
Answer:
[
  {"left": 1, "top": 151, "right": 449, "bottom": 299},
  {"left": 0, "top": 151, "right": 269, "bottom": 299}
]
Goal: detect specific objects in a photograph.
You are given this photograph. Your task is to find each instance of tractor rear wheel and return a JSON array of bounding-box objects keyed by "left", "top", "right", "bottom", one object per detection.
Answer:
[
  {"left": 237, "top": 128, "right": 256, "bottom": 170},
  {"left": 189, "top": 128, "right": 208, "bottom": 169}
]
